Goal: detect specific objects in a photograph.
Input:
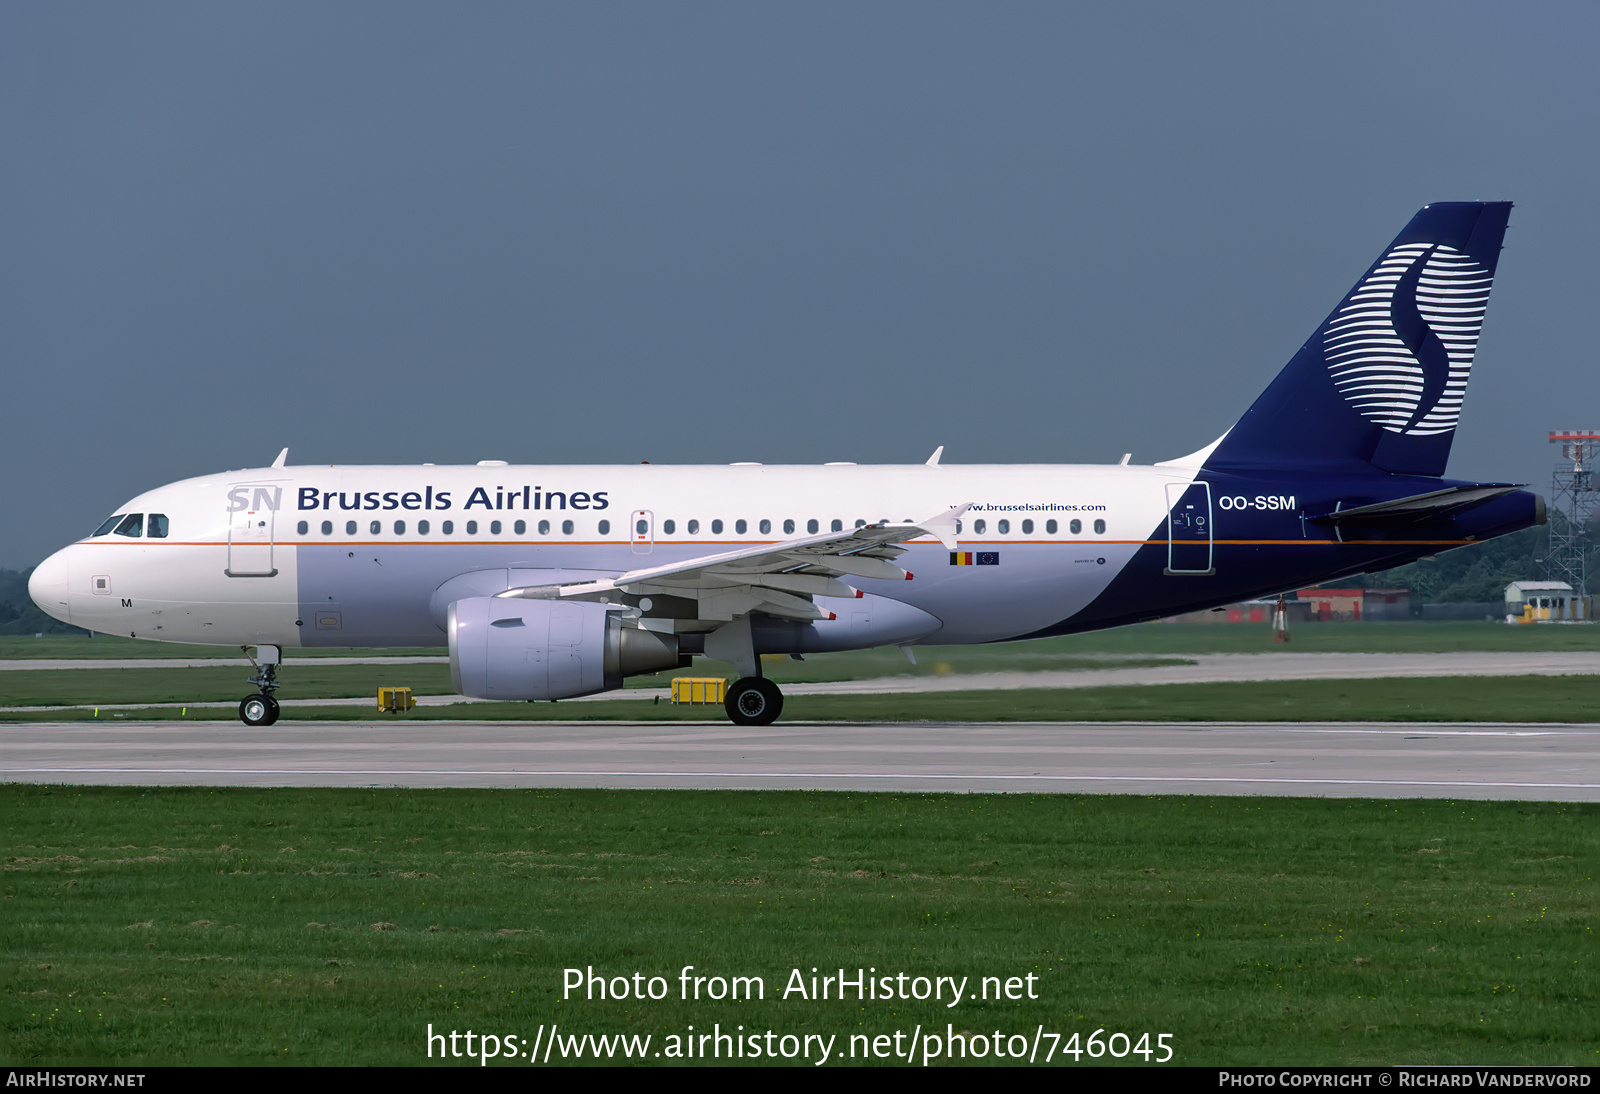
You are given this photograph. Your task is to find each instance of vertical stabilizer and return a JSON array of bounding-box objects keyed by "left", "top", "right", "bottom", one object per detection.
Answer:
[{"left": 1205, "top": 202, "right": 1511, "bottom": 477}]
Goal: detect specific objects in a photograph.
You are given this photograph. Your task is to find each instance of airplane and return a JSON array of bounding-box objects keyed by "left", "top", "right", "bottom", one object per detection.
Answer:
[{"left": 29, "top": 202, "right": 1544, "bottom": 727}]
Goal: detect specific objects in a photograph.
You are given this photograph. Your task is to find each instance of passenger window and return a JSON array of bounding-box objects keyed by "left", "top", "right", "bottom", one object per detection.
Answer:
[
  {"left": 599, "top": 519, "right": 610, "bottom": 534},
  {"left": 1046, "top": 519, "right": 1058, "bottom": 534},
  {"left": 513, "top": 520, "right": 525, "bottom": 535},
  {"left": 636, "top": 519, "right": 648, "bottom": 535},
  {"left": 395, "top": 520, "right": 406, "bottom": 534},
  {"left": 114, "top": 514, "right": 143, "bottom": 538},
  {"left": 1070, "top": 519, "right": 1082, "bottom": 534},
  {"left": 759, "top": 519, "right": 771, "bottom": 534},
  {"left": 1094, "top": 519, "right": 1106, "bottom": 534},
  {"left": 442, "top": 521, "right": 454, "bottom": 534},
  {"left": 735, "top": 519, "right": 747, "bottom": 534},
  {"left": 831, "top": 519, "right": 842, "bottom": 532},
  {"left": 466, "top": 521, "right": 478, "bottom": 535},
  {"left": 783, "top": 519, "right": 795, "bottom": 534},
  {"left": 1022, "top": 519, "right": 1033, "bottom": 534},
  {"left": 562, "top": 520, "right": 573, "bottom": 535},
  {"left": 539, "top": 520, "right": 550, "bottom": 535},
  {"left": 855, "top": 520, "right": 866, "bottom": 529},
  {"left": 370, "top": 520, "right": 381, "bottom": 535},
  {"left": 490, "top": 520, "right": 502, "bottom": 535},
  {"left": 147, "top": 514, "right": 169, "bottom": 538},
  {"left": 687, "top": 519, "right": 698, "bottom": 534},
  {"left": 419, "top": 520, "right": 430, "bottom": 535},
  {"left": 93, "top": 514, "right": 124, "bottom": 537},
  {"left": 297, "top": 520, "right": 309, "bottom": 535},
  {"left": 663, "top": 520, "right": 676, "bottom": 534},
  {"left": 973, "top": 519, "right": 986, "bottom": 535},
  {"left": 346, "top": 521, "right": 357, "bottom": 535},
  {"left": 713, "top": 520, "right": 724, "bottom": 534},
  {"left": 955, "top": 519, "right": 963, "bottom": 534},
  {"left": 321, "top": 520, "right": 333, "bottom": 535},
  {"left": 998, "top": 519, "right": 1010, "bottom": 534}
]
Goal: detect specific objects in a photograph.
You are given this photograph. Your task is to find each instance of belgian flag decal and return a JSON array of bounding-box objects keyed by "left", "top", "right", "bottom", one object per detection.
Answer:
[{"left": 950, "top": 552, "right": 1000, "bottom": 566}]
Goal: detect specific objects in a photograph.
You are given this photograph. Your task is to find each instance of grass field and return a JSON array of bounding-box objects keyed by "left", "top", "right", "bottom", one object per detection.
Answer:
[
  {"left": 0, "top": 656, "right": 1188, "bottom": 709},
  {"left": 5, "top": 674, "right": 1598, "bottom": 725},
  {"left": 3, "top": 620, "right": 1597, "bottom": 666},
  {"left": 3, "top": 621, "right": 1597, "bottom": 724},
  {"left": 2, "top": 785, "right": 1593, "bottom": 1066}
]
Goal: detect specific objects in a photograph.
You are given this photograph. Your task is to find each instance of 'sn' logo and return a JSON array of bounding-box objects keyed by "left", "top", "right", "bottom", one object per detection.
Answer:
[
  {"left": 226, "top": 486, "right": 283, "bottom": 513},
  {"left": 1324, "top": 243, "right": 1492, "bottom": 437}
]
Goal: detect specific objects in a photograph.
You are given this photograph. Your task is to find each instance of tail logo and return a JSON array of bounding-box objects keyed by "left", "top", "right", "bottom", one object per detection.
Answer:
[{"left": 1324, "top": 243, "right": 1492, "bottom": 436}]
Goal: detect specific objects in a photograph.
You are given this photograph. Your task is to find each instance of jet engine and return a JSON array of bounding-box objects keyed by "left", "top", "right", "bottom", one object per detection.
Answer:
[{"left": 448, "top": 597, "right": 682, "bottom": 701}]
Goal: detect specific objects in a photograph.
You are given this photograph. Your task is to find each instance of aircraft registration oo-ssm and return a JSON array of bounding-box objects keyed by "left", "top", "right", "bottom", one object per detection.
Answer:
[{"left": 30, "top": 203, "right": 1543, "bottom": 727}]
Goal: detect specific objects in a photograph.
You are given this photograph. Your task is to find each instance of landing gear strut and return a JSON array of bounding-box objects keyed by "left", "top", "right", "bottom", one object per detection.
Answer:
[
  {"left": 725, "top": 677, "right": 783, "bottom": 726},
  {"left": 239, "top": 645, "right": 282, "bottom": 726}
]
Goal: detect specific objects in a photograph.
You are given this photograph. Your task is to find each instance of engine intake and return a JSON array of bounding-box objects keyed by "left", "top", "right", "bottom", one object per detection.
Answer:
[{"left": 448, "top": 597, "right": 681, "bottom": 701}]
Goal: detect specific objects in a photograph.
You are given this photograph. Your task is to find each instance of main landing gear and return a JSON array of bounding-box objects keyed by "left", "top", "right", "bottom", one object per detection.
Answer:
[
  {"left": 239, "top": 644, "right": 282, "bottom": 727},
  {"left": 725, "top": 677, "right": 783, "bottom": 726}
]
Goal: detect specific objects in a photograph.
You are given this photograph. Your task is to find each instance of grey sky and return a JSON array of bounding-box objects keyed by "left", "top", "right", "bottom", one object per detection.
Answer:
[{"left": 4, "top": 2, "right": 1597, "bottom": 568}]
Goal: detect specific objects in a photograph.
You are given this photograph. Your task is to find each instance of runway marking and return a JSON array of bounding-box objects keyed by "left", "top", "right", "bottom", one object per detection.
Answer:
[{"left": 6, "top": 768, "right": 1598, "bottom": 791}]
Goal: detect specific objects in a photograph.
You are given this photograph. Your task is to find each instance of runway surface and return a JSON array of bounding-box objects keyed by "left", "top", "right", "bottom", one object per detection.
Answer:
[{"left": 3, "top": 719, "right": 1596, "bottom": 801}]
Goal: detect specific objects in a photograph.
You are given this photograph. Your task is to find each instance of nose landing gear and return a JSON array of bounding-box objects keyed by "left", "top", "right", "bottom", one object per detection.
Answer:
[{"left": 239, "top": 645, "right": 283, "bottom": 726}]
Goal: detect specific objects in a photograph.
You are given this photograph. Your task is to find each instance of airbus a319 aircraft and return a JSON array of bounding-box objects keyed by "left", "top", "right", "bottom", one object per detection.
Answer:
[{"left": 30, "top": 202, "right": 1543, "bottom": 726}]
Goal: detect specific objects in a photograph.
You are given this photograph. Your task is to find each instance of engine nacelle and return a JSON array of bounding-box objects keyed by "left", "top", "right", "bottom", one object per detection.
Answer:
[{"left": 448, "top": 597, "right": 681, "bottom": 701}]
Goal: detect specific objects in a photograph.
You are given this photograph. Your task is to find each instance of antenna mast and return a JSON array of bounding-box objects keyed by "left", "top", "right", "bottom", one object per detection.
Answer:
[{"left": 1546, "top": 431, "right": 1600, "bottom": 596}]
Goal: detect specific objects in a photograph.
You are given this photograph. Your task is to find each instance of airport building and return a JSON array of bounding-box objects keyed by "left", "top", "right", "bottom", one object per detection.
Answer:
[{"left": 1505, "top": 580, "right": 1592, "bottom": 622}]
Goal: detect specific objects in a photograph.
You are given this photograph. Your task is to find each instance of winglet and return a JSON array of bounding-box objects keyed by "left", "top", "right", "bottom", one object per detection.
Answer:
[
  {"left": 925, "top": 446, "right": 944, "bottom": 467},
  {"left": 917, "top": 503, "right": 969, "bottom": 551},
  {"left": 271, "top": 448, "right": 289, "bottom": 469}
]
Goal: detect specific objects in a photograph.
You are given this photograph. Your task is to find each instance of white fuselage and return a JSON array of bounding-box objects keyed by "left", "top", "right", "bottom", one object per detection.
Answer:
[{"left": 29, "top": 461, "right": 1202, "bottom": 649}]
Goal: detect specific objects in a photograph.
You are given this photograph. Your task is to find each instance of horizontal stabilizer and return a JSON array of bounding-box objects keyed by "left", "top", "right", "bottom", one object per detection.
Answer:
[{"left": 1310, "top": 483, "right": 1523, "bottom": 527}]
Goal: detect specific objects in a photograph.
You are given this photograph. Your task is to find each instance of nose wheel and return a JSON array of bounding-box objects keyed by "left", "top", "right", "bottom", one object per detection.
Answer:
[
  {"left": 239, "top": 693, "right": 280, "bottom": 726},
  {"left": 725, "top": 677, "right": 783, "bottom": 726}
]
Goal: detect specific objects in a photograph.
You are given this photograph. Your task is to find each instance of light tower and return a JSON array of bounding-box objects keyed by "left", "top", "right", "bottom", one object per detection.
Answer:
[{"left": 1546, "top": 431, "right": 1600, "bottom": 596}]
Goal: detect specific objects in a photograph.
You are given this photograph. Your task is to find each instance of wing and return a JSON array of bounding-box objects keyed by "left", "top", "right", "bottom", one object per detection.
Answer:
[{"left": 496, "top": 505, "right": 969, "bottom": 622}]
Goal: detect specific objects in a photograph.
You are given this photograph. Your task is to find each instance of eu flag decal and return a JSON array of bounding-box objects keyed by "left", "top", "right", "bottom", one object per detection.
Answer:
[{"left": 950, "top": 552, "right": 1000, "bottom": 566}]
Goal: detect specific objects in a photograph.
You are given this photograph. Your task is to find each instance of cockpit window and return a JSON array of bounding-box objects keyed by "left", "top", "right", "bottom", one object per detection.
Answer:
[
  {"left": 147, "top": 514, "right": 169, "bottom": 538},
  {"left": 92, "top": 514, "right": 124, "bottom": 537},
  {"left": 113, "top": 513, "right": 144, "bottom": 538}
]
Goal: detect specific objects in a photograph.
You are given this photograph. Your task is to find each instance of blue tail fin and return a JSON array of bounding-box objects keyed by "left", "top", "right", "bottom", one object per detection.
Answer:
[{"left": 1205, "top": 202, "right": 1511, "bottom": 477}]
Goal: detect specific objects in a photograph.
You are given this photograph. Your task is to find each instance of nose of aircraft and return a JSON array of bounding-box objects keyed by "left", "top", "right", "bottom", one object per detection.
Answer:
[{"left": 28, "top": 549, "right": 72, "bottom": 626}]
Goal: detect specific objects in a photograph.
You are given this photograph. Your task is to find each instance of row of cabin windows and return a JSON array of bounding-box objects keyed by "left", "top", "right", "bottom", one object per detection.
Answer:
[
  {"left": 296, "top": 518, "right": 580, "bottom": 537},
  {"left": 959, "top": 517, "right": 1106, "bottom": 535},
  {"left": 91, "top": 513, "right": 169, "bottom": 538},
  {"left": 86, "top": 512, "right": 1109, "bottom": 542},
  {"left": 292, "top": 516, "right": 1111, "bottom": 537}
]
